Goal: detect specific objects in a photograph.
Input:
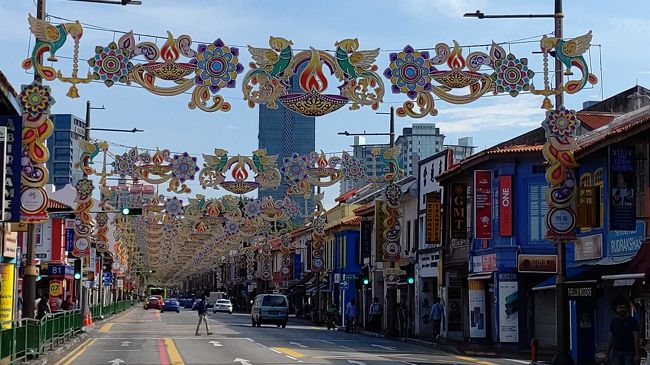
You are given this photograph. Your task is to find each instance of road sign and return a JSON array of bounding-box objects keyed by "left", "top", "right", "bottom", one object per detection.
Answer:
[{"left": 339, "top": 281, "right": 349, "bottom": 290}]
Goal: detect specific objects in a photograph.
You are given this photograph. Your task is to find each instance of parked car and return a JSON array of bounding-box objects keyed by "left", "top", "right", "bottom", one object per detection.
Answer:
[
  {"left": 251, "top": 294, "right": 288, "bottom": 328},
  {"left": 192, "top": 299, "right": 202, "bottom": 311},
  {"left": 161, "top": 299, "right": 180, "bottom": 313},
  {"left": 213, "top": 299, "right": 233, "bottom": 314},
  {"left": 144, "top": 296, "right": 163, "bottom": 310},
  {"left": 183, "top": 298, "right": 195, "bottom": 309}
]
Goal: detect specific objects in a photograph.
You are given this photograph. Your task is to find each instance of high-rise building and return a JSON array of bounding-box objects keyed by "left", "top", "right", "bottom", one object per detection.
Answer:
[
  {"left": 339, "top": 136, "right": 389, "bottom": 195},
  {"left": 395, "top": 123, "right": 445, "bottom": 177},
  {"left": 45, "top": 114, "right": 86, "bottom": 190},
  {"left": 258, "top": 74, "right": 315, "bottom": 222},
  {"left": 444, "top": 136, "right": 476, "bottom": 164}
]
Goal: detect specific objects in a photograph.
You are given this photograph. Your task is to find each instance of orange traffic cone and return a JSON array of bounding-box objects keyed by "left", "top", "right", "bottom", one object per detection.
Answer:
[{"left": 83, "top": 311, "right": 93, "bottom": 327}]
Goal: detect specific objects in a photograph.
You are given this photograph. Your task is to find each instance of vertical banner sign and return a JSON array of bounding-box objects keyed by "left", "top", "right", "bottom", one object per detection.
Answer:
[
  {"left": 375, "top": 201, "right": 387, "bottom": 262},
  {"left": 360, "top": 220, "right": 372, "bottom": 260},
  {"left": 474, "top": 171, "right": 493, "bottom": 239},
  {"left": 451, "top": 183, "right": 468, "bottom": 239},
  {"left": 0, "top": 117, "right": 22, "bottom": 223},
  {"left": 426, "top": 192, "right": 442, "bottom": 245},
  {"left": 65, "top": 219, "right": 75, "bottom": 252},
  {"left": 0, "top": 263, "right": 14, "bottom": 328},
  {"left": 610, "top": 146, "right": 636, "bottom": 231},
  {"left": 498, "top": 273, "right": 519, "bottom": 343},
  {"left": 468, "top": 279, "right": 486, "bottom": 338},
  {"left": 498, "top": 176, "right": 513, "bottom": 236},
  {"left": 0, "top": 127, "right": 7, "bottom": 221}
]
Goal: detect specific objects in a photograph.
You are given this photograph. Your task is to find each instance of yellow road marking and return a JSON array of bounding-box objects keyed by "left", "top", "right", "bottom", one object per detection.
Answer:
[
  {"left": 273, "top": 347, "right": 305, "bottom": 358},
  {"left": 54, "top": 338, "right": 96, "bottom": 365},
  {"left": 98, "top": 323, "right": 114, "bottom": 333},
  {"left": 156, "top": 311, "right": 161, "bottom": 321},
  {"left": 164, "top": 338, "right": 185, "bottom": 365},
  {"left": 455, "top": 355, "right": 497, "bottom": 365}
]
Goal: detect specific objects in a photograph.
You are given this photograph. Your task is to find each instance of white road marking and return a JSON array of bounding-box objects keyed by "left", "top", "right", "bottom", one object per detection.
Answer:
[
  {"left": 108, "top": 359, "right": 125, "bottom": 365},
  {"left": 371, "top": 344, "right": 397, "bottom": 351},
  {"left": 270, "top": 348, "right": 281, "bottom": 354},
  {"left": 321, "top": 340, "right": 335, "bottom": 345},
  {"left": 120, "top": 341, "right": 131, "bottom": 347},
  {"left": 286, "top": 355, "right": 298, "bottom": 360},
  {"left": 246, "top": 338, "right": 255, "bottom": 342},
  {"left": 347, "top": 360, "right": 367, "bottom": 365},
  {"left": 502, "top": 359, "right": 531, "bottom": 364},
  {"left": 400, "top": 361, "right": 417, "bottom": 365},
  {"left": 339, "top": 345, "right": 354, "bottom": 350},
  {"left": 289, "top": 341, "right": 308, "bottom": 348},
  {"left": 209, "top": 340, "right": 223, "bottom": 347},
  {"left": 103, "top": 350, "right": 139, "bottom": 352},
  {"left": 233, "top": 358, "right": 252, "bottom": 365}
]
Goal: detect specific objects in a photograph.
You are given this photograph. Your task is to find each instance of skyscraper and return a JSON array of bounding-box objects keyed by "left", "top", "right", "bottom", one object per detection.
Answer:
[
  {"left": 46, "top": 114, "right": 86, "bottom": 190},
  {"left": 258, "top": 75, "right": 315, "bottom": 222},
  {"left": 395, "top": 123, "right": 445, "bottom": 177}
]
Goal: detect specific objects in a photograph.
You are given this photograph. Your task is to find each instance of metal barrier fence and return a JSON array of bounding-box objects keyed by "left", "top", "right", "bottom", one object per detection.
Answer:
[{"left": 0, "top": 300, "right": 133, "bottom": 364}]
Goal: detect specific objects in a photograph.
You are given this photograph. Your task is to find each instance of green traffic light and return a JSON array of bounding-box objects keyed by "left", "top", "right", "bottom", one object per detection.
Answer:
[
  {"left": 363, "top": 278, "right": 369, "bottom": 285},
  {"left": 36, "top": 275, "right": 42, "bottom": 281},
  {"left": 407, "top": 277, "right": 415, "bottom": 284},
  {"left": 122, "top": 207, "right": 130, "bottom": 215},
  {"left": 74, "top": 273, "right": 81, "bottom": 280}
]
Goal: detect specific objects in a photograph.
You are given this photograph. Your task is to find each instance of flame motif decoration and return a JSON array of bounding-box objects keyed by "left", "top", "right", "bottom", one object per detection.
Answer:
[
  {"left": 385, "top": 41, "right": 533, "bottom": 118},
  {"left": 199, "top": 149, "right": 282, "bottom": 194},
  {"left": 243, "top": 37, "right": 384, "bottom": 117}
]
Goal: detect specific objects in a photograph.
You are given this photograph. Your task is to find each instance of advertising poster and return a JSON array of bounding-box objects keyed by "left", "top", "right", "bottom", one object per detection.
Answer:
[
  {"left": 474, "top": 170, "right": 492, "bottom": 239},
  {"left": 468, "top": 280, "right": 486, "bottom": 338},
  {"left": 0, "top": 263, "right": 14, "bottom": 328},
  {"left": 426, "top": 192, "right": 442, "bottom": 245},
  {"left": 0, "top": 117, "right": 22, "bottom": 222},
  {"left": 451, "top": 183, "right": 468, "bottom": 239},
  {"left": 498, "top": 176, "right": 513, "bottom": 236},
  {"left": 498, "top": 273, "right": 519, "bottom": 343},
  {"left": 609, "top": 146, "right": 636, "bottom": 231}
]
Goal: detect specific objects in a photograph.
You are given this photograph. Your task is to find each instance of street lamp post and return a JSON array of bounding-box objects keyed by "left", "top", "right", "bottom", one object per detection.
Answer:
[{"left": 464, "top": 2, "right": 572, "bottom": 364}]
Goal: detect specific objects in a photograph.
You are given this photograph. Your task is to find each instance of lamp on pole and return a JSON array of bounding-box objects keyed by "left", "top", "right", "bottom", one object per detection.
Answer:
[{"left": 464, "top": 2, "right": 572, "bottom": 365}]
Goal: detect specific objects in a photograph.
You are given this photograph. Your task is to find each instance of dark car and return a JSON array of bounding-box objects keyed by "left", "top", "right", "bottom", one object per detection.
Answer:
[
  {"left": 161, "top": 299, "right": 180, "bottom": 313},
  {"left": 145, "top": 296, "right": 162, "bottom": 310},
  {"left": 183, "top": 299, "right": 195, "bottom": 309}
]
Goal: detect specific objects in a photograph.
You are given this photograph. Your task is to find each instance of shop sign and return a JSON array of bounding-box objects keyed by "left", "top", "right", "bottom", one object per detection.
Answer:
[
  {"left": 0, "top": 117, "right": 22, "bottom": 223},
  {"left": 517, "top": 254, "right": 557, "bottom": 273},
  {"left": 608, "top": 220, "right": 646, "bottom": 257},
  {"left": 469, "top": 279, "right": 486, "bottom": 338},
  {"left": 418, "top": 252, "right": 439, "bottom": 278},
  {"left": 498, "top": 273, "right": 518, "bottom": 343},
  {"left": 498, "top": 176, "right": 513, "bottom": 237},
  {"left": 65, "top": 219, "right": 75, "bottom": 252},
  {"left": 2, "top": 225, "right": 17, "bottom": 258},
  {"left": 574, "top": 234, "right": 603, "bottom": 261},
  {"left": 49, "top": 280, "right": 62, "bottom": 297},
  {"left": 451, "top": 183, "right": 467, "bottom": 239},
  {"left": 474, "top": 170, "right": 492, "bottom": 239},
  {"left": 472, "top": 253, "right": 496, "bottom": 273},
  {"left": 567, "top": 285, "right": 595, "bottom": 300},
  {"left": 426, "top": 192, "right": 442, "bottom": 245},
  {"left": 577, "top": 186, "right": 599, "bottom": 228},
  {"left": 609, "top": 145, "right": 636, "bottom": 231},
  {"left": 0, "top": 263, "right": 14, "bottom": 328},
  {"left": 0, "top": 127, "right": 6, "bottom": 222},
  {"left": 360, "top": 220, "right": 372, "bottom": 260}
]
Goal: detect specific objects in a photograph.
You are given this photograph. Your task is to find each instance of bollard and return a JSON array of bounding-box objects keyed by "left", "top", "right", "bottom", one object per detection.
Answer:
[{"left": 530, "top": 338, "right": 539, "bottom": 365}]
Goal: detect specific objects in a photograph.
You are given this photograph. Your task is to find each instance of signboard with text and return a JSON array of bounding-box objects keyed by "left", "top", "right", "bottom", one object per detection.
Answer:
[
  {"left": 575, "top": 234, "right": 603, "bottom": 261},
  {"left": 0, "top": 117, "right": 21, "bottom": 222},
  {"left": 426, "top": 192, "right": 442, "bottom": 245},
  {"left": 498, "top": 176, "right": 513, "bottom": 237},
  {"left": 498, "top": 273, "right": 519, "bottom": 343},
  {"left": 474, "top": 170, "right": 492, "bottom": 239},
  {"left": 517, "top": 254, "right": 557, "bottom": 273},
  {"left": 608, "top": 220, "right": 646, "bottom": 257},
  {"left": 451, "top": 183, "right": 468, "bottom": 239},
  {"left": 609, "top": 146, "right": 636, "bottom": 231}
]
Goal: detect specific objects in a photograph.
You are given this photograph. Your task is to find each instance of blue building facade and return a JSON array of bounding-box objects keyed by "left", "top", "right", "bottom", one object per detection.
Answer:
[
  {"left": 258, "top": 71, "right": 315, "bottom": 221},
  {"left": 46, "top": 114, "right": 86, "bottom": 190},
  {"left": 328, "top": 224, "right": 361, "bottom": 312}
]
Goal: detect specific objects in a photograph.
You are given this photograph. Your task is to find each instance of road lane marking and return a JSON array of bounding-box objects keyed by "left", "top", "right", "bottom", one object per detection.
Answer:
[
  {"left": 289, "top": 341, "right": 309, "bottom": 348},
  {"left": 272, "top": 347, "right": 305, "bottom": 358},
  {"left": 158, "top": 338, "right": 170, "bottom": 365},
  {"left": 400, "top": 361, "right": 417, "bottom": 365},
  {"left": 98, "top": 323, "right": 114, "bottom": 333},
  {"left": 502, "top": 359, "right": 531, "bottom": 364},
  {"left": 455, "top": 355, "right": 498, "bottom": 365},
  {"left": 54, "top": 338, "right": 96, "bottom": 365},
  {"left": 339, "top": 345, "right": 354, "bottom": 350},
  {"left": 371, "top": 344, "right": 396, "bottom": 350},
  {"left": 164, "top": 338, "right": 185, "bottom": 365},
  {"left": 321, "top": 340, "right": 335, "bottom": 345}
]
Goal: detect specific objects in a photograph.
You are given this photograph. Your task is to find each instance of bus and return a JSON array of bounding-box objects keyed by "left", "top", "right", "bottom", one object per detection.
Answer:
[{"left": 147, "top": 286, "right": 167, "bottom": 299}]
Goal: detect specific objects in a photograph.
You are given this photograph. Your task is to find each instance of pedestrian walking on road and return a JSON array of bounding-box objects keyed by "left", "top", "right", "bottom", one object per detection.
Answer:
[
  {"left": 195, "top": 296, "right": 213, "bottom": 336},
  {"left": 608, "top": 297, "right": 640, "bottom": 365},
  {"left": 345, "top": 299, "right": 357, "bottom": 334},
  {"left": 368, "top": 297, "right": 382, "bottom": 332},
  {"left": 430, "top": 297, "right": 443, "bottom": 342}
]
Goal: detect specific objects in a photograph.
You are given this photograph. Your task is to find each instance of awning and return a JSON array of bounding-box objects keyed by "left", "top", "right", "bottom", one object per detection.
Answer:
[
  {"left": 285, "top": 272, "right": 315, "bottom": 297},
  {"left": 468, "top": 274, "right": 493, "bottom": 281},
  {"left": 623, "top": 241, "right": 650, "bottom": 275},
  {"left": 306, "top": 283, "right": 328, "bottom": 296},
  {"left": 533, "top": 263, "right": 630, "bottom": 291}
]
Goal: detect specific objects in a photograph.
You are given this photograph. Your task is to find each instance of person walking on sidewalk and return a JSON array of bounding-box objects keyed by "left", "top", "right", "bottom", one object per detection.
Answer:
[
  {"left": 430, "top": 297, "right": 443, "bottom": 342},
  {"left": 608, "top": 297, "right": 640, "bottom": 365},
  {"left": 345, "top": 299, "right": 358, "bottom": 334},
  {"left": 368, "top": 297, "right": 382, "bottom": 332},
  {"left": 195, "top": 296, "right": 213, "bottom": 336}
]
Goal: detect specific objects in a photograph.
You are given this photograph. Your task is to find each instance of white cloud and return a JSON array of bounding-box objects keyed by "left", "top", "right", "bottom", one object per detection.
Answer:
[{"left": 431, "top": 95, "right": 544, "bottom": 133}]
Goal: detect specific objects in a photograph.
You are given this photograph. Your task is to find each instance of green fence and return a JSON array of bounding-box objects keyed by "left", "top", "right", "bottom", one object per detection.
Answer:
[{"left": 0, "top": 300, "right": 133, "bottom": 364}]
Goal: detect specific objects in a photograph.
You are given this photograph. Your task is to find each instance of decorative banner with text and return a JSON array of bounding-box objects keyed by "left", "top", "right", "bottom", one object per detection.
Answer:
[{"left": 474, "top": 170, "right": 492, "bottom": 240}]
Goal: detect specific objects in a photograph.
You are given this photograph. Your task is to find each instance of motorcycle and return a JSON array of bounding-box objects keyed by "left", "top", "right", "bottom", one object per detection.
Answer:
[{"left": 323, "top": 310, "right": 339, "bottom": 330}]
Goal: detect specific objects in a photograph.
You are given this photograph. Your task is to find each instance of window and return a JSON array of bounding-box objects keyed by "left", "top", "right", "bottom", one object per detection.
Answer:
[
  {"left": 262, "top": 296, "right": 287, "bottom": 307},
  {"left": 35, "top": 224, "right": 42, "bottom": 246},
  {"left": 580, "top": 173, "right": 593, "bottom": 232},
  {"left": 594, "top": 168, "right": 604, "bottom": 228},
  {"left": 55, "top": 139, "right": 71, "bottom": 147},
  {"left": 529, "top": 184, "right": 549, "bottom": 241},
  {"left": 55, "top": 131, "right": 70, "bottom": 140}
]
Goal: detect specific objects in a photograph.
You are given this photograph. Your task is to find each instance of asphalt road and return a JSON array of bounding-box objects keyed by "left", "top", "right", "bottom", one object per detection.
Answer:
[{"left": 50, "top": 306, "right": 531, "bottom": 365}]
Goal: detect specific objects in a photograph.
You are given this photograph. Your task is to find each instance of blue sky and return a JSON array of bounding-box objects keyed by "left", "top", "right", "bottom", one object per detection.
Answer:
[{"left": 1, "top": 0, "right": 649, "bottom": 207}]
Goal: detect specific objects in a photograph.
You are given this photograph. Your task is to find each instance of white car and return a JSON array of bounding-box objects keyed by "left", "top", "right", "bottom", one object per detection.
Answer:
[{"left": 213, "top": 299, "right": 233, "bottom": 314}]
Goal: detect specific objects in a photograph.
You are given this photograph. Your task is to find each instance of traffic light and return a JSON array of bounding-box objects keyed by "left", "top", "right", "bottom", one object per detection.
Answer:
[
  {"left": 121, "top": 207, "right": 143, "bottom": 215},
  {"left": 361, "top": 266, "right": 370, "bottom": 286},
  {"left": 36, "top": 267, "right": 41, "bottom": 281},
  {"left": 406, "top": 264, "right": 415, "bottom": 284},
  {"left": 74, "top": 259, "right": 82, "bottom": 280}
]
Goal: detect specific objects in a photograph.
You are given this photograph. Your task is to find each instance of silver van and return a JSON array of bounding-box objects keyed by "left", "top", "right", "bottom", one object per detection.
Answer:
[{"left": 251, "top": 294, "right": 289, "bottom": 328}]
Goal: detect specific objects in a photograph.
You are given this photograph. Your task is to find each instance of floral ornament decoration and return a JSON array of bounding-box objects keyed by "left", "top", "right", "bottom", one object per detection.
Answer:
[
  {"left": 281, "top": 153, "right": 311, "bottom": 195},
  {"left": 19, "top": 81, "right": 56, "bottom": 118},
  {"left": 384, "top": 182, "right": 402, "bottom": 207},
  {"left": 224, "top": 219, "right": 239, "bottom": 235},
  {"left": 164, "top": 197, "right": 184, "bottom": 218},
  {"left": 341, "top": 151, "right": 367, "bottom": 182},
  {"left": 88, "top": 42, "right": 133, "bottom": 87},
  {"left": 383, "top": 45, "right": 435, "bottom": 100},
  {"left": 112, "top": 148, "right": 138, "bottom": 178},
  {"left": 76, "top": 178, "right": 95, "bottom": 198},
  {"left": 491, "top": 54, "right": 534, "bottom": 97},
  {"left": 542, "top": 106, "right": 580, "bottom": 148},
  {"left": 280, "top": 196, "right": 300, "bottom": 218},
  {"left": 243, "top": 199, "right": 261, "bottom": 218},
  {"left": 191, "top": 39, "right": 244, "bottom": 93},
  {"left": 170, "top": 152, "right": 199, "bottom": 183}
]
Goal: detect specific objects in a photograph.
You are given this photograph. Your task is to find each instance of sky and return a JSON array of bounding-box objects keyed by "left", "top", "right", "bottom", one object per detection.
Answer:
[{"left": 1, "top": 0, "right": 649, "bottom": 208}]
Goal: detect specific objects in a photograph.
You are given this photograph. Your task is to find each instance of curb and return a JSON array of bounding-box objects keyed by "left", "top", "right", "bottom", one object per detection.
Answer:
[{"left": 22, "top": 332, "right": 88, "bottom": 365}]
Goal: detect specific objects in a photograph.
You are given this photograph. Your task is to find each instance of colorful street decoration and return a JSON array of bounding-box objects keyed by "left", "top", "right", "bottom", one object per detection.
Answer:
[
  {"left": 199, "top": 149, "right": 281, "bottom": 194},
  {"left": 243, "top": 37, "right": 384, "bottom": 117},
  {"left": 73, "top": 178, "right": 94, "bottom": 257},
  {"left": 18, "top": 81, "right": 55, "bottom": 222},
  {"left": 385, "top": 42, "right": 533, "bottom": 118},
  {"left": 542, "top": 106, "right": 580, "bottom": 240}
]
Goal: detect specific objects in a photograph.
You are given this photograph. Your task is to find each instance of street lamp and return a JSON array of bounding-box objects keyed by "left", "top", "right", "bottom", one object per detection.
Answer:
[
  {"left": 68, "top": 0, "right": 142, "bottom": 5},
  {"left": 464, "top": 3, "right": 572, "bottom": 365}
]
